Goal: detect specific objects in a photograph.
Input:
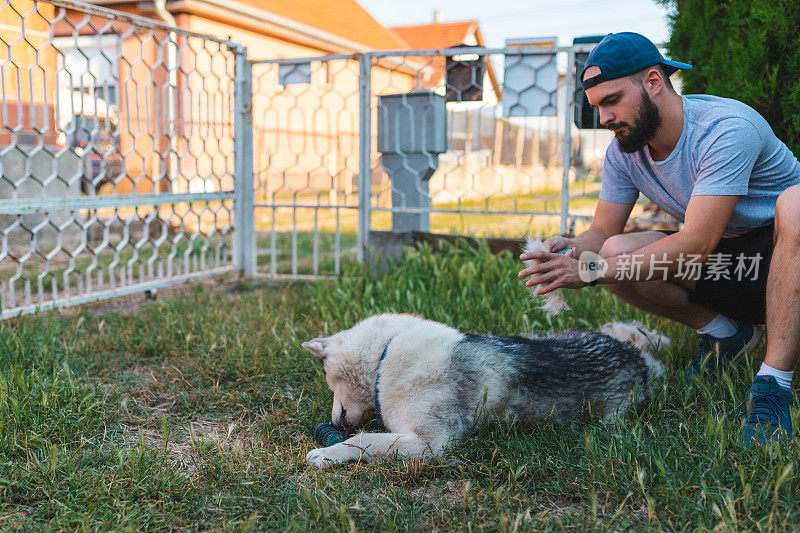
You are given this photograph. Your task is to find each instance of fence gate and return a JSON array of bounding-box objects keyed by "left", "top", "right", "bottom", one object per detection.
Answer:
[
  {"left": 250, "top": 44, "right": 611, "bottom": 280},
  {"left": 0, "top": 0, "right": 252, "bottom": 319},
  {"left": 251, "top": 55, "right": 364, "bottom": 279}
]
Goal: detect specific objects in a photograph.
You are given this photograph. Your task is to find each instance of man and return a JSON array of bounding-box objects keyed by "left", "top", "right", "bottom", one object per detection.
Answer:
[{"left": 518, "top": 32, "right": 800, "bottom": 445}]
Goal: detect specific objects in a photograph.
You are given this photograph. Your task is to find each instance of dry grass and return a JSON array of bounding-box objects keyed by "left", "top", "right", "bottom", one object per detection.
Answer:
[{"left": 0, "top": 242, "right": 797, "bottom": 531}]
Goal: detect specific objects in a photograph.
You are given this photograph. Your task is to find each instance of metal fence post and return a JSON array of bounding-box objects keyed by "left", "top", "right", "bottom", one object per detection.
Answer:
[
  {"left": 560, "top": 47, "right": 575, "bottom": 236},
  {"left": 234, "top": 45, "right": 256, "bottom": 277},
  {"left": 357, "top": 53, "right": 372, "bottom": 262}
]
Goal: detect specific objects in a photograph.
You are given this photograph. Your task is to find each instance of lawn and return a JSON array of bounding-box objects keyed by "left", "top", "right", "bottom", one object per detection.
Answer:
[
  {"left": 257, "top": 181, "right": 615, "bottom": 239},
  {"left": 0, "top": 241, "right": 797, "bottom": 530}
]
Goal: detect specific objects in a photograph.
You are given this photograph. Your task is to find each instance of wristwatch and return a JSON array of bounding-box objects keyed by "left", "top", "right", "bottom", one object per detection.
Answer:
[{"left": 585, "top": 258, "right": 600, "bottom": 286}]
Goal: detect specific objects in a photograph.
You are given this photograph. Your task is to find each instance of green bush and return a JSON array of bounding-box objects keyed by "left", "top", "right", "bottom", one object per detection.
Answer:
[{"left": 659, "top": 0, "right": 800, "bottom": 155}]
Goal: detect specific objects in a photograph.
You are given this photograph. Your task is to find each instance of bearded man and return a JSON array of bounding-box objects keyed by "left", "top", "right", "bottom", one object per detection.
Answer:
[{"left": 518, "top": 32, "right": 800, "bottom": 445}]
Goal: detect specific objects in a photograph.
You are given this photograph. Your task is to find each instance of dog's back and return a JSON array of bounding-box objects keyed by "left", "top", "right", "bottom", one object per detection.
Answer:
[{"left": 450, "top": 328, "right": 661, "bottom": 423}]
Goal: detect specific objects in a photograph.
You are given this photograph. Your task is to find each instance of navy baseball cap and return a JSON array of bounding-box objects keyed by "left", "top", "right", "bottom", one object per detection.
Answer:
[{"left": 580, "top": 32, "right": 691, "bottom": 91}]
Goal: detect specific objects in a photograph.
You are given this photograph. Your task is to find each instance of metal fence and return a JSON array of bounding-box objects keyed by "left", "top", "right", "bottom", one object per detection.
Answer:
[
  {"left": 0, "top": 0, "right": 254, "bottom": 319},
  {"left": 250, "top": 44, "right": 613, "bottom": 279},
  {"left": 1, "top": 0, "right": 619, "bottom": 316},
  {"left": 251, "top": 55, "right": 360, "bottom": 279}
]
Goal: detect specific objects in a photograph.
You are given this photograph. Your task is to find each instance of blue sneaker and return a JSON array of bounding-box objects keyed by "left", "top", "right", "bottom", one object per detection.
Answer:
[
  {"left": 686, "top": 323, "right": 761, "bottom": 378},
  {"left": 738, "top": 375, "right": 793, "bottom": 445}
]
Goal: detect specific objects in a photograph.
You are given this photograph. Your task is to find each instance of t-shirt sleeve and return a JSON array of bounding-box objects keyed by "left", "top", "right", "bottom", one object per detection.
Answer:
[
  {"left": 599, "top": 142, "right": 639, "bottom": 204},
  {"left": 691, "top": 118, "right": 761, "bottom": 197}
]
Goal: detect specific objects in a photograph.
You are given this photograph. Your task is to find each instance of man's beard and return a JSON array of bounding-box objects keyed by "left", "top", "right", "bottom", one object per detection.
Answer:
[{"left": 607, "top": 89, "right": 661, "bottom": 153}]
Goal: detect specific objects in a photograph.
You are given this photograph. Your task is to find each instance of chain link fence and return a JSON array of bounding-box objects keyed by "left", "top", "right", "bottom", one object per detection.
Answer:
[{"left": 0, "top": 0, "right": 252, "bottom": 318}]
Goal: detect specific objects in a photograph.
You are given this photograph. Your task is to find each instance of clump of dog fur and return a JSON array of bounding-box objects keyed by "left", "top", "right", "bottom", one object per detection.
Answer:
[
  {"left": 302, "top": 313, "right": 670, "bottom": 468},
  {"left": 522, "top": 236, "right": 570, "bottom": 315}
]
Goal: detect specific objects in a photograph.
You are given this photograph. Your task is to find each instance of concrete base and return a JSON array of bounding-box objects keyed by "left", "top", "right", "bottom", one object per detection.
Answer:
[
  {"left": 367, "top": 230, "right": 527, "bottom": 273},
  {"left": 380, "top": 153, "right": 438, "bottom": 233}
]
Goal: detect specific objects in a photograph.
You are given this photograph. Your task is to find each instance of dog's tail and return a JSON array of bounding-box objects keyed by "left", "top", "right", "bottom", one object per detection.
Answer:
[
  {"left": 522, "top": 236, "right": 570, "bottom": 315},
  {"left": 599, "top": 320, "right": 669, "bottom": 380}
]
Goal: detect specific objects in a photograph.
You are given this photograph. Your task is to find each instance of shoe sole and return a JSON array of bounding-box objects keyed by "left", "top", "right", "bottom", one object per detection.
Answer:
[{"left": 731, "top": 325, "right": 763, "bottom": 364}]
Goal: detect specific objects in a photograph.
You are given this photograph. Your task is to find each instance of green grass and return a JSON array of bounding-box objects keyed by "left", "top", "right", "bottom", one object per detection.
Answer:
[
  {"left": 0, "top": 238, "right": 233, "bottom": 311},
  {"left": 256, "top": 182, "right": 620, "bottom": 239},
  {"left": 1, "top": 241, "right": 797, "bottom": 530},
  {"left": 2, "top": 181, "right": 622, "bottom": 301}
]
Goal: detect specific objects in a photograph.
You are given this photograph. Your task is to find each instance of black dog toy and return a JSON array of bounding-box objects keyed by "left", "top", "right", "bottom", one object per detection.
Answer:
[{"left": 312, "top": 422, "right": 348, "bottom": 447}]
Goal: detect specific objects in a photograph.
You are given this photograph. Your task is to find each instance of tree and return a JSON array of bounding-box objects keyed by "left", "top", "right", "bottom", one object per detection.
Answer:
[{"left": 658, "top": 0, "right": 800, "bottom": 155}]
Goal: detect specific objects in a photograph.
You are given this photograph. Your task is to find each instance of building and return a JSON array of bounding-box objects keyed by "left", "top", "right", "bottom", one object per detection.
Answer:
[{"left": 44, "top": 0, "right": 416, "bottom": 198}]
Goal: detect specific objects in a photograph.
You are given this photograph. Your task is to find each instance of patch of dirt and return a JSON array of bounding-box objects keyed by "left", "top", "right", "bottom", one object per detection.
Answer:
[
  {"left": 103, "top": 362, "right": 263, "bottom": 474},
  {"left": 120, "top": 416, "right": 261, "bottom": 473},
  {"left": 410, "top": 479, "right": 467, "bottom": 506}
]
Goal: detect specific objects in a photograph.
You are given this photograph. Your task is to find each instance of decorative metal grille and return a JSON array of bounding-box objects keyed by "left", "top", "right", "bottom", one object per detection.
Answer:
[
  {"left": 249, "top": 45, "right": 611, "bottom": 281},
  {"left": 1, "top": 0, "right": 621, "bottom": 308},
  {"left": 0, "top": 0, "right": 251, "bottom": 318},
  {"left": 251, "top": 55, "right": 362, "bottom": 278}
]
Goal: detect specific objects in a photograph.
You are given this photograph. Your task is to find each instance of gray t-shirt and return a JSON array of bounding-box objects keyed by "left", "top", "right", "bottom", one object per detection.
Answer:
[{"left": 600, "top": 94, "right": 800, "bottom": 237}]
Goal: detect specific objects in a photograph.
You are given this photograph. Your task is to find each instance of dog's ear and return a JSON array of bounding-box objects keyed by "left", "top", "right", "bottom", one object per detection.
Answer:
[{"left": 301, "top": 338, "right": 328, "bottom": 358}]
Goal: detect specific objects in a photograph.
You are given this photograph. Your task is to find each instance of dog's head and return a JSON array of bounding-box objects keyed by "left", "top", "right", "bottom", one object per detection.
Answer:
[{"left": 302, "top": 333, "right": 375, "bottom": 431}]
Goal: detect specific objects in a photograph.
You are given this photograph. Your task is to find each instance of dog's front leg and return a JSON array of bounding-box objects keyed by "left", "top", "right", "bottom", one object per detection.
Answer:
[{"left": 306, "top": 432, "right": 439, "bottom": 468}]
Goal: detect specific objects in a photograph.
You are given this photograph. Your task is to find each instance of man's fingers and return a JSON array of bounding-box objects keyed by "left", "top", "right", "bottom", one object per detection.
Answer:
[
  {"left": 518, "top": 259, "right": 561, "bottom": 279},
  {"left": 519, "top": 250, "right": 558, "bottom": 261},
  {"left": 518, "top": 266, "right": 535, "bottom": 279},
  {"left": 536, "top": 279, "right": 563, "bottom": 295},
  {"left": 542, "top": 236, "right": 565, "bottom": 252},
  {"left": 526, "top": 270, "right": 560, "bottom": 287}
]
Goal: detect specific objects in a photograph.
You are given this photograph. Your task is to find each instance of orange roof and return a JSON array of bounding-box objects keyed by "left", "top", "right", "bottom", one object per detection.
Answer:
[
  {"left": 390, "top": 20, "right": 501, "bottom": 101},
  {"left": 245, "top": 0, "right": 409, "bottom": 50},
  {"left": 390, "top": 21, "right": 477, "bottom": 50}
]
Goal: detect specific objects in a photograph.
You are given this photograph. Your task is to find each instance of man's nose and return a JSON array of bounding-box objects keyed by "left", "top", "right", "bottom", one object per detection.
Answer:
[{"left": 598, "top": 108, "right": 614, "bottom": 126}]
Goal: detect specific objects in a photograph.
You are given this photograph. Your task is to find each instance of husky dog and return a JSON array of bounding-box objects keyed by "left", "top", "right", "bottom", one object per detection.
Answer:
[{"left": 302, "top": 314, "right": 669, "bottom": 468}]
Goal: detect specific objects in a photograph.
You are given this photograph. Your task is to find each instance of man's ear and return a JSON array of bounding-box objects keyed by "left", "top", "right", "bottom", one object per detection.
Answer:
[
  {"left": 644, "top": 66, "right": 664, "bottom": 95},
  {"left": 301, "top": 337, "right": 328, "bottom": 358}
]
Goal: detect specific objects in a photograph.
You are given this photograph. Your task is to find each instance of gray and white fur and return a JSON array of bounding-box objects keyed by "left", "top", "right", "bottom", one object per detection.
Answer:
[
  {"left": 522, "top": 235, "right": 570, "bottom": 315},
  {"left": 302, "top": 313, "right": 669, "bottom": 468}
]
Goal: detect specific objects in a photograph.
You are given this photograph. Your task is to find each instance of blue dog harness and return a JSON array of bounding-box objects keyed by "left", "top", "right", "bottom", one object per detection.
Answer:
[{"left": 373, "top": 339, "right": 392, "bottom": 426}]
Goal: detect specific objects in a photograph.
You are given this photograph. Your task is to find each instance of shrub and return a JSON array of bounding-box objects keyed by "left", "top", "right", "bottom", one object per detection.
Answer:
[{"left": 659, "top": 0, "right": 800, "bottom": 155}]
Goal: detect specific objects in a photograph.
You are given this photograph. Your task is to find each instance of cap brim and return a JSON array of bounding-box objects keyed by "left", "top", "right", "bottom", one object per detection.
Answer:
[{"left": 661, "top": 59, "right": 692, "bottom": 75}]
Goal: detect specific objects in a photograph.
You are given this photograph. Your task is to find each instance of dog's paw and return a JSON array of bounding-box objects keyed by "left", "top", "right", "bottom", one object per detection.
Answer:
[{"left": 306, "top": 447, "right": 341, "bottom": 468}]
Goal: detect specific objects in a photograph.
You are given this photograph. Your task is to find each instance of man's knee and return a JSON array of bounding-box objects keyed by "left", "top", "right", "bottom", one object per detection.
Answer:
[
  {"left": 598, "top": 234, "right": 630, "bottom": 259},
  {"left": 605, "top": 281, "right": 635, "bottom": 297},
  {"left": 775, "top": 185, "right": 800, "bottom": 242}
]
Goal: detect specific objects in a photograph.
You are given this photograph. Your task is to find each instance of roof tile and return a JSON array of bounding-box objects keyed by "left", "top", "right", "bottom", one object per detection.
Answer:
[
  {"left": 391, "top": 21, "right": 476, "bottom": 50},
  {"left": 244, "top": 0, "right": 409, "bottom": 50}
]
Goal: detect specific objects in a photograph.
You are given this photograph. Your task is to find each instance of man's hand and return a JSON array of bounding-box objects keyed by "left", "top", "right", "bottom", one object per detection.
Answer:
[
  {"left": 542, "top": 235, "right": 574, "bottom": 254},
  {"left": 518, "top": 251, "right": 589, "bottom": 295}
]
